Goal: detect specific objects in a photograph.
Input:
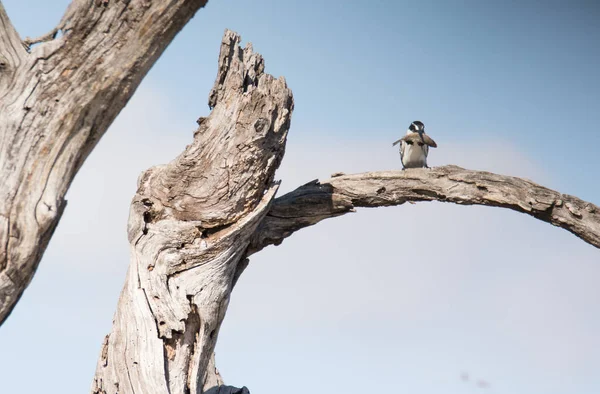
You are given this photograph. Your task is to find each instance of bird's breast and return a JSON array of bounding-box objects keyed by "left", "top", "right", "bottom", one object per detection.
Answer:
[{"left": 401, "top": 142, "right": 427, "bottom": 168}]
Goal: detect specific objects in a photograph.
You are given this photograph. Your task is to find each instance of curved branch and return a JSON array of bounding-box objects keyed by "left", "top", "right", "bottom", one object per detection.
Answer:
[{"left": 249, "top": 165, "right": 600, "bottom": 254}]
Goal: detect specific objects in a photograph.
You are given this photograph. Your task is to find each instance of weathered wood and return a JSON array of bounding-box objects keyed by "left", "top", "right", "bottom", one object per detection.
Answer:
[
  {"left": 91, "top": 29, "right": 598, "bottom": 393},
  {"left": 91, "top": 30, "right": 294, "bottom": 394},
  {"left": 249, "top": 166, "right": 600, "bottom": 254},
  {"left": 0, "top": 0, "right": 209, "bottom": 326},
  {"left": 4, "top": 3, "right": 598, "bottom": 392}
]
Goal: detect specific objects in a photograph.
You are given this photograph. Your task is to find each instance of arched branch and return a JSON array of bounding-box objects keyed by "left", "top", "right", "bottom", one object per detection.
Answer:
[
  {"left": 89, "top": 28, "right": 598, "bottom": 394},
  {"left": 249, "top": 166, "right": 600, "bottom": 254}
]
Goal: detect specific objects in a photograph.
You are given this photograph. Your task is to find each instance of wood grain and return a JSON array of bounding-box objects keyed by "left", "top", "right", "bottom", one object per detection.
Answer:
[
  {"left": 249, "top": 166, "right": 600, "bottom": 254},
  {"left": 91, "top": 30, "right": 294, "bottom": 394},
  {"left": 0, "top": 0, "right": 208, "bottom": 325}
]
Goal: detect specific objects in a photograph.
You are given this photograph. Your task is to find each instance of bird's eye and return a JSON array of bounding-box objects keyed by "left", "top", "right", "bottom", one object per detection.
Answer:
[
  {"left": 406, "top": 140, "right": 413, "bottom": 145},
  {"left": 417, "top": 142, "right": 424, "bottom": 146}
]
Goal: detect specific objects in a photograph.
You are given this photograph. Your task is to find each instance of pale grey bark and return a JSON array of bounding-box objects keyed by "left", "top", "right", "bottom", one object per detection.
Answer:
[
  {"left": 249, "top": 167, "right": 600, "bottom": 254},
  {"left": 0, "top": 0, "right": 209, "bottom": 326},
  {"left": 91, "top": 28, "right": 600, "bottom": 394},
  {"left": 2, "top": 2, "right": 599, "bottom": 394},
  {"left": 92, "top": 30, "right": 294, "bottom": 394}
]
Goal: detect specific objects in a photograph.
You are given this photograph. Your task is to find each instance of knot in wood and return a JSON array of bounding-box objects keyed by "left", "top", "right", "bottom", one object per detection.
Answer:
[{"left": 254, "top": 118, "right": 268, "bottom": 133}]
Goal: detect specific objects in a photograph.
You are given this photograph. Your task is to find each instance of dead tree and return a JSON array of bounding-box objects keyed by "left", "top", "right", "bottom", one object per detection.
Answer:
[
  {"left": 0, "top": 0, "right": 209, "bottom": 325},
  {"left": 90, "top": 31, "right": 599, "bottom": 394},
  {"left": 1, "top": 2, "right": 598, "bottom": 394}
]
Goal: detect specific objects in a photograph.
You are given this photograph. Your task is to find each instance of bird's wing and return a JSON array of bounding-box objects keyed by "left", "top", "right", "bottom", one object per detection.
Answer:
[
  {"left": 400, "top": 133, "right": 422, "bottom": 144},
  {"left": 402, "top": 132, "right": 437, "bottom": 147},
  {"left": 398, "top": 132, "right": 437, "bottom": 157},
  {"left": 421, "top": 133, "right": 437, "bottom": 148}
]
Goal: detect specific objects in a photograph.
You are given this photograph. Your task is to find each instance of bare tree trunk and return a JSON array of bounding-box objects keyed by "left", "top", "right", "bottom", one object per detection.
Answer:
[
  {"left": 0, "top": 0, "right": 208, "bottom": 325},
  {"left": 92, "top": 30, "right": 294, "bottom": 394},
  {"left": 93, "top": 29, "right": 600, "bottom": 394},
  {"left": 2, "top": 2, "right": 598, "bottom": 392}
]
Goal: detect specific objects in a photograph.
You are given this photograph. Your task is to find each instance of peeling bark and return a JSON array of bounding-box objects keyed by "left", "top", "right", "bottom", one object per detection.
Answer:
[
  {"left": 92, "top": 30, "right": 294, "bottom": 394},
  {"left": 0, "top": 0, "right": 209, "bottom": 325},
  {"left": 249, "top": 166, "right": 600, "bottom": 254}
]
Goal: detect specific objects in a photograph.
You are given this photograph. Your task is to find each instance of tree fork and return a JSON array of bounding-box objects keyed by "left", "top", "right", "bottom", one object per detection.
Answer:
[
  {"left": 0, "top": 0, "right": 209, "bottom": 326},
  {"left": 2, "top": 3, "right": 597, "bottom": 392},
  {"left": 92, "top": 28, "right": 600, "bottom": 394}
]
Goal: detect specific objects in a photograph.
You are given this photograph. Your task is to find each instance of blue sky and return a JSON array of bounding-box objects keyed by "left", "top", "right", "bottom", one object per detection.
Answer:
[{"left": 1, "top": 1, "right": 599, "bottom": 394}]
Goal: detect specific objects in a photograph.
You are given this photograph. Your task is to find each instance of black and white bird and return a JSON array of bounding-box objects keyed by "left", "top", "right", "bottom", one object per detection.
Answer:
[{"left": 392, "top": 120, "right": 438, "bottom": 169}]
